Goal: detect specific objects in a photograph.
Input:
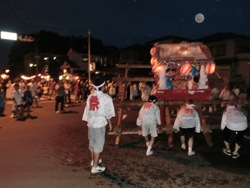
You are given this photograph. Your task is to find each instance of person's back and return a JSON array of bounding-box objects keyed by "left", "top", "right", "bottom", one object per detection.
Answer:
[
  {"left": 221, "top": 103, "right": 248, "bottom": 159},
  {"left": 221, "top": 105, "right": 247, "bottom": 131},
  {"left": 137, "top": 95, "right": 161, "bottom": 156},
  {"left": 219, "top": 85, "right": 233, "bottom": 100},
  {"left": 84, "top": 89, "right": 114, "bottom": 127},
  {"left": 139, "top": 101, "right": 160, "bottom": 124},
  {"left": 55, "top": 83, "right": 65, "bottom": 97},
  {"left": 179, "top": 108, "right": 197, "bottom": 128},
  {"left": 82, "top": 77, "right": 115, "bottom": 174},
  {"left": 173, "top": 100, "right": 201, "bottom": 156},
  {"left": 0, "top": 86, "right": 5, "bottom": 116},
  {"left": 23, "top": 87, "right": 33, "bottom": 105},
  {"left": 28, "top": 81, "right": 36, "bottom": 97}
]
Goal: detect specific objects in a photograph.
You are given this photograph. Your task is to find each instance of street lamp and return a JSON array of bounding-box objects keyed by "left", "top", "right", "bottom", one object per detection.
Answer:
[{"left": 88, "top": 30, "right": 91, "bottom": 83}]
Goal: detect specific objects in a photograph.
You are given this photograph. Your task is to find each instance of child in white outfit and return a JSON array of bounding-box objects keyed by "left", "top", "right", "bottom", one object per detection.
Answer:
[{"left": 137, "top": 95, "right": 161, "bottom": 156}]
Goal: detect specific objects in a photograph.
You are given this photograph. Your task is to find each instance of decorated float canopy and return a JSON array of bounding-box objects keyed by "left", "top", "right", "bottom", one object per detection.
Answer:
[
  {"left": 151, "top": 42, "right": 214, "bottom": 62},
  {"left": 150, "top": 42, "right": 216, "bottom": 100}
]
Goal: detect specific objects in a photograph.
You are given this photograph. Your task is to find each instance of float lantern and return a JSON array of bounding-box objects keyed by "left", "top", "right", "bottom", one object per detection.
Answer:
[
  {"left": 150, "top": 47, "right": 157, "bottom": 56},
  {"left": 150, "top": 57, "right": 158, "bottom": 65},
  {"left": 205, "top": 62, "right": 216, "bottom": 75},
  {"left": 180, "top": 63, "right": 192, "bottom": 75}
]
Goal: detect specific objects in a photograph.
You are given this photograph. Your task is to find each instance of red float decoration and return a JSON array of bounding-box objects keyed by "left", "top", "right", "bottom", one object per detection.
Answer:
[
  {"left": 180, "top": 63, "right": 192, "bottom": 75},
  {"left": 205, "top": 62, "right": 216, "bottom": 75}
]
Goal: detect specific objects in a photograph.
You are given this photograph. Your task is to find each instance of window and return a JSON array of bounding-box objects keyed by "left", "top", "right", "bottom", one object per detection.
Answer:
[
  {"left": 210, "top": 44, "right": 225, "bottom": 57},
  {"left": 239, "top": 45, "right": 250, "bottom": 53}
]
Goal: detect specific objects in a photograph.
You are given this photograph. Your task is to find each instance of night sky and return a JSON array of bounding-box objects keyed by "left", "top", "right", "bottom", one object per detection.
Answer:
[{"left": 1, "top": 0, "right": 250, "bottom": 70}]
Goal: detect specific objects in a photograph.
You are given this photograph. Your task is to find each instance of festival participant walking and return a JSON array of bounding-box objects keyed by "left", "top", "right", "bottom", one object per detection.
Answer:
[
  {"left": 54, "top": 81, "right": 65, "bottom": 113},
  {"left": 221, "top": 102, "right": 248, "bottom": 159},
  {"left": 28, "top": 80, "right": 39, "bottom": 108},
  {"left": 64, "top": 80, "right": 72, "bottom": 106},
  {"left": 5, "top": 80, "right": 12, "bottom": 100},
  {"left": 137, "top": 95, "right": 161, "bottom": 156},
  {"left": 0, "top": 85, "right": 5, "bottom": 117},
  {"left": 12, "top": 84, "right": 24, "bottom": 120},
  {"left": 173, "top": 100, "right": 201, "bottom": 156},
  {"left": 218, "top": 84, "right": 235, "bottom": 108},
  {"left": 22, "top": 85, "right": 33, "bottom": 118},
  {"left": 48, "top": 79, "right": 56, "bottom": 100},
  {"left": 82, "top": 77, "right": 115, "bottom": 174}
]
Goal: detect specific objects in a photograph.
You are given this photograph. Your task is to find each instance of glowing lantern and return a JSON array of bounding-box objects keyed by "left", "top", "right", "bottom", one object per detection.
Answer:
[
  {"left": 155, "top": 66, "right": 163, "bottom": 72},
  {"left": 180, "top": 63, "right": 192, "bottom": 75},
  {"left": 150, "top": 47, "right": 157, "bottom": 56},
  {"left": 150, "top": 57, "right": 158, "bottom": 65},
  {"left": 152, "top": 64, "right": 158, "bottom": 72},
  {"left": 205, "top": 62, "right": 216, "bottom": 75}
]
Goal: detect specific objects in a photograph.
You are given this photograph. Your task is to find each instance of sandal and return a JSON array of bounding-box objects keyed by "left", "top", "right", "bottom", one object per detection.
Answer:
[
  {"left": 232, "top": 153, "right": 240, "bottom": 159},
  {"left": 223, "top": 148, "right": 231, "bottom": 156}
]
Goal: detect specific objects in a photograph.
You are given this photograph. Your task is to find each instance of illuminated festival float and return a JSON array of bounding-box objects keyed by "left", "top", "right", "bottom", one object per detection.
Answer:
[
  {"left": 150, "top": 42, "right": 216, "bottom": 100},
  {"left": 112, "top": 42, "right": 216, "bottom": 147}
]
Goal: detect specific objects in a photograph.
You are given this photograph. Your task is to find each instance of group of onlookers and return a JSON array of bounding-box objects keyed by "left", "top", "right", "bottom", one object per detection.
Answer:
[
  {"left": 0, "top": 77, "right": 120, "bottom": 117},
  {"left": 125, "top": 81, "right": 157, "bottom": 102},
  {"left": 0, "top": 79, "right": 44, "bottom": 119}
]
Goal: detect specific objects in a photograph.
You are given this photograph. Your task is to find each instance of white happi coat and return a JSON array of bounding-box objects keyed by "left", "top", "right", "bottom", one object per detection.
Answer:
[
  {"left": 82, "top": 90, "right": 115, "bottom": 128},
  {"left": 138, "top": 102, "right": 161, "bottom": 126},
  {"left": 173, "top": 104, "right": 201, "bottom": 133},
  {"left": 221, "top": 105, "right": 247, "bottom": 131}
]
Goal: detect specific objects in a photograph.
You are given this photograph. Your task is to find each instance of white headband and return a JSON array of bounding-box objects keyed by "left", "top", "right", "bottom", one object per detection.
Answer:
[
  {"left": 90, "top": 81, "right": 105, "bottom": 90},
  {"left": 150, "top": 99, "right": 156, "bottom": 103}
]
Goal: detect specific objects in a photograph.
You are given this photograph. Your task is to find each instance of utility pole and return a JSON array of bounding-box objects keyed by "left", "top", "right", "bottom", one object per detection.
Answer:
[
  {"left": 88, "top": 30, "right": 91, "bottom": 83},
  {"left": 34, "top": 34, "right": 39, "bottom": 79}
]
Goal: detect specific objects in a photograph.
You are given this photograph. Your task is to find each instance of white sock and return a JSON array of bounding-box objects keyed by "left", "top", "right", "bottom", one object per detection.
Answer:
[
  {"left": 188, "top": 147, "right": 192, "bottom": 153},
  {"left": 147, "top": 145, "right": 152, "bottom": 154}
]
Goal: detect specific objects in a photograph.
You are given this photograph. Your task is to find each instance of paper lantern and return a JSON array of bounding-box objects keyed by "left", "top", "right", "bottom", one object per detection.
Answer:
[
  {"left": 180, "top": 63, "right": 192, "bottom": 75},
  {"left": 150, "top": 57, "right": 158, "bottom": 65},
  {"left": 205, "top": 62, "right": 216, "bottom": 75},
  {"left": 150, "top": 47, "right": 157, "bottom": 56},
  {"left": 152, "top": 63, "right": 161, "bottom": 72}
]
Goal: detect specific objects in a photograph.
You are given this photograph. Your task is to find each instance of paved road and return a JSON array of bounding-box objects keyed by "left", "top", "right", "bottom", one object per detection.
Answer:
[{"left": 0, "top": 100, "right": 250, "bottom": 188}]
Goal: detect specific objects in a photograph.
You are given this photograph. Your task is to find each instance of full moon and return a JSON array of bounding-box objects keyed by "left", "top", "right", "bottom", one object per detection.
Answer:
[{"left": 195, "top": 13, "right": 205, "bottom": 23}]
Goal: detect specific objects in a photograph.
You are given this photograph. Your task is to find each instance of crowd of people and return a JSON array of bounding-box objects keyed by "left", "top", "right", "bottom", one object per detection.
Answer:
[
  {"left": 0, "top": 77, "right": 119, "bottom": 118},
  {"left": 79, "top": 77, "right": 248, "bottom": 174},
  {"left": 0, "top": 75, "right": 242, "bottom": 116},
  {"left": 0, "top": 76, "right": 249, "bottom": 175}
]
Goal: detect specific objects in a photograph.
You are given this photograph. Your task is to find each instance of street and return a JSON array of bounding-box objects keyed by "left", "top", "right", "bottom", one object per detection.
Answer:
[{"left": 0, "top": 99, "right": 250, "bottom": 188}]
